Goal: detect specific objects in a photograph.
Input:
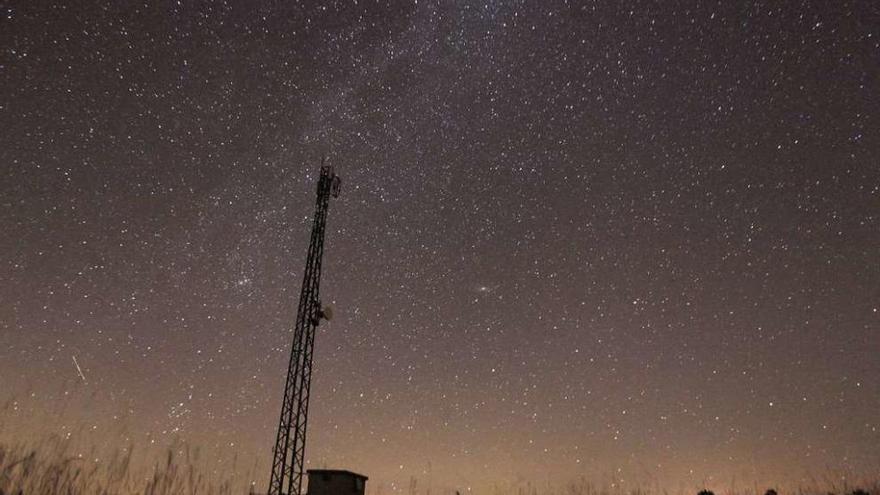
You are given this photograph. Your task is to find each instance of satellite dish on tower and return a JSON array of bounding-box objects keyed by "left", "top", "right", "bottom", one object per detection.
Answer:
[{"left": 320, "top": 305, "right": 334, "bottom": 322}]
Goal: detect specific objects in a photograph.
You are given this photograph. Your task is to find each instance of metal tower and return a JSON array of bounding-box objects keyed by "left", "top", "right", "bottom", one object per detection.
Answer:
[{"left": 268, "top": 164, "right": 341, "bottom": 495}]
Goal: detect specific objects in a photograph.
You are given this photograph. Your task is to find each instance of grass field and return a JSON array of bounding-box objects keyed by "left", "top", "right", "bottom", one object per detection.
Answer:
[
  {"left": 0, "top": 436, "right": 238, "bottom": 495},
  {"left": 1, "top": 434, "right": 876, "bottom": 495},
  {"left": 0, "top": 398, "right": 876, "bottom": 495}
]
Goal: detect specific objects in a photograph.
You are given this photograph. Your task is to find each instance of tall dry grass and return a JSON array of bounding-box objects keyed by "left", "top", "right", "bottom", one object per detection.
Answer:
[
  {"left": 0, "top": 396, "right": 876, "bottom": 495},
  {"left": 0, "top": 435, "right": 236, "bottom": 495},
  {"left": 1, "top": 434, "right": 877, "bottom": 495}
]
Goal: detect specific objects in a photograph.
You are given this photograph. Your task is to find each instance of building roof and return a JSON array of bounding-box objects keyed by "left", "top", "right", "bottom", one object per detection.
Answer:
[{"left": 307, "top": 469, "right": 368, "bottom": 481}]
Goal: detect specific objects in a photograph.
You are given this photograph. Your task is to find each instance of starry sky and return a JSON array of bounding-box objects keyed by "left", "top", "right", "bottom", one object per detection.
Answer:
[{"left": 1, "top": 1, "right": 878, "bottom": 493}]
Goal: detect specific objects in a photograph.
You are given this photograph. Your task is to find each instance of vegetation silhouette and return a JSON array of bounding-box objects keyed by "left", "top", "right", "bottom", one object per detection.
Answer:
[{"left": 0, "top": 398, "right": 877, "bottom": 495}]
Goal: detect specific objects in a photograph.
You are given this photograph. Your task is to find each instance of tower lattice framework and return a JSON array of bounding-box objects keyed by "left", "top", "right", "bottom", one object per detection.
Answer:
[{"left": 268, "top": 164, "right": 341, "bottom": 495}]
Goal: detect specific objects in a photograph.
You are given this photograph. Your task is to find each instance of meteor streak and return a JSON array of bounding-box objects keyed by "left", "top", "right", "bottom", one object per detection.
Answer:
[{"left": 72, "top": 355, "right": 86, "bottom": 382}]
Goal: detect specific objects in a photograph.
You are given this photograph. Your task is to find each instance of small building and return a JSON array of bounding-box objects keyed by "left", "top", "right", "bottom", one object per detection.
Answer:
[{"left": 307, "top": 469, "right": 368, "bottom": 495}]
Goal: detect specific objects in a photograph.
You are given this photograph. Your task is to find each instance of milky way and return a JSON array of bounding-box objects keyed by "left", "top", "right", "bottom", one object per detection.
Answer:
[{"left": 1, "top": 2, "right": 878, "bottom": 493}]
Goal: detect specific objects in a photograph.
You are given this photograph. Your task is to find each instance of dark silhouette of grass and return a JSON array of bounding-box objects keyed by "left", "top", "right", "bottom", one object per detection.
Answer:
[
  {"left": 1, "top": 435, "right": 877, "bottom": 495},
  {"left": 480, "top": 480, "right": 877, "bottom": 495},
  {"left": 0, "top": 436, "right": 236, "bottom": 495},
  {"left": 0, "top": 397, "right": 877, "bottom": 495}
]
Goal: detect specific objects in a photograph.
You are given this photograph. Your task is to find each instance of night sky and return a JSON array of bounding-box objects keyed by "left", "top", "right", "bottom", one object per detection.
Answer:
[{"left": 1, "top": 1, "right": 878, "bottom": 493}]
